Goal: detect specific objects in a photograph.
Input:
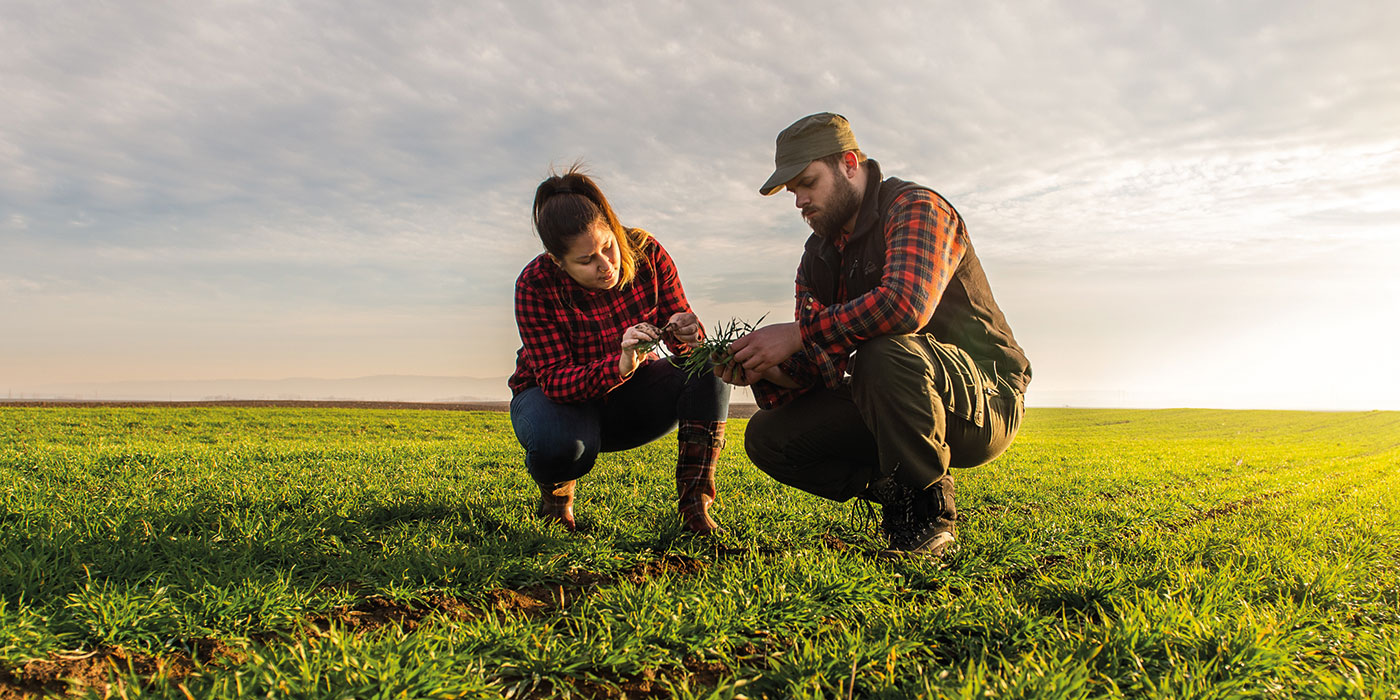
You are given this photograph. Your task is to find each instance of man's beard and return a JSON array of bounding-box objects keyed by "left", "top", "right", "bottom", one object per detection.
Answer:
[{"left": 806, "top": 174, "right": 861, "bottom": 239}]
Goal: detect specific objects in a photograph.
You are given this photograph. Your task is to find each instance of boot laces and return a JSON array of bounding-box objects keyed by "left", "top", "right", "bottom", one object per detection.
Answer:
[{"left": 849, "top": 497, "right": 881, "bottom": 538}]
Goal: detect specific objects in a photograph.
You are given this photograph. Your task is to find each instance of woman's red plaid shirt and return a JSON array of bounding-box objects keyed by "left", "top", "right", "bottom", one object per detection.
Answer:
[{"left": 509, "top": 232, "right": 698, "bottom": 403}]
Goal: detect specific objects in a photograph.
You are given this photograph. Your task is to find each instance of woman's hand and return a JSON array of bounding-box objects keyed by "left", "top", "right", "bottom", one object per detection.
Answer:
[
  {"left": 666, "top": 312, "right": 702, "bottom": 348},
  {"left": 619, "top": 323, "right": 662, "bottom": 378}
]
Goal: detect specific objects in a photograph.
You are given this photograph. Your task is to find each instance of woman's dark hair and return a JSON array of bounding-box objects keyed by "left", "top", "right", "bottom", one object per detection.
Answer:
[{"left": 532, "top": 164, "right": 649, "bottom": 287}]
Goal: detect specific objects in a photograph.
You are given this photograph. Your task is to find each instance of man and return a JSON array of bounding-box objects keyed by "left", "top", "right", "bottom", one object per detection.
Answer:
[{"left": 718, "top": 112, "right": 1031, "bottom": 556}]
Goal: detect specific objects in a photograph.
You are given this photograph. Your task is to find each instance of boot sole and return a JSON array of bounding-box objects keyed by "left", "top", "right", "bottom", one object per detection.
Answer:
[{"left": 880, "top": 531, "right": 956, "bottom": 558}]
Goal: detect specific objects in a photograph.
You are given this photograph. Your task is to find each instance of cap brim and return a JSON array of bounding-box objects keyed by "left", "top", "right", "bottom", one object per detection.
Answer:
[{"left": 759, "top": 160, "right": 811, "bottom": 196}]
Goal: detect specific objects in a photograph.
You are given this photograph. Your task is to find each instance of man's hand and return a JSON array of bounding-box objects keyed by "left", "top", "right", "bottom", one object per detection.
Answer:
[
  {"left": 729, "top": 322, "right": 802, "bottom": 375},
  {"left": 715, "top": 360, "right": 756, "bottom": 387},
  {"left": 665, "top": 311, "right": 702, "bottom": 348},
  {"left": 716, "top": 361, "right": 801, "bottom": 389}
]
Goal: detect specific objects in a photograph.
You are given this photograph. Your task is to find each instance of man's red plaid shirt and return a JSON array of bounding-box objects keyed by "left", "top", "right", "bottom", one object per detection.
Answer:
[
  {"left": 509, "top": 232, "right": 698, "bottom": 403},
  {"left": 753, "top": 189, "right": 968, "bottom": 408}
]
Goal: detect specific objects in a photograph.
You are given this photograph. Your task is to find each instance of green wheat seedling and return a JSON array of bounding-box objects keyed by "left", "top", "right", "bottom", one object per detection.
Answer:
[
  {"left": 673, "top": 314, "right": 766, "bottom": 379},
  {"left": 636, "top": 315, "right": 767, "bottom": 379},
  {"left": 641, "top": 315, "right": 772, "bottom": 380}
]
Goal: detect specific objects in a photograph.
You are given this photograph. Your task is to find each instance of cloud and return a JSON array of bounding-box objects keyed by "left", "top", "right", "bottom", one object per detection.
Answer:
[{"left": 2, "top": 0, "right": 1398, "bottom": 406}]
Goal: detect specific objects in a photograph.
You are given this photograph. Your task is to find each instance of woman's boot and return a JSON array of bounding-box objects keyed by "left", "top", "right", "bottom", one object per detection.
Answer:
[
  {"left": 536, "top": 480, "right": 577, "bottom": 531},
  {"left": 676, "top": 420, "right": 725, "bottom": 534}
]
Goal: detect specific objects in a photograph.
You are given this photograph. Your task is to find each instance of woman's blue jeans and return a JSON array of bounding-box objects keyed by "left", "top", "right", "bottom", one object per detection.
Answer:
[{"left": 509, "top": 359, "right": 731, "bottom": 484}]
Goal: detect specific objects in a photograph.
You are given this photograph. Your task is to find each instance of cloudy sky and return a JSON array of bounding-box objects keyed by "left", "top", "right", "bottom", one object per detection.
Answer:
[{"left": 3, "top": 0, "right": 1397, "bottom": 409}]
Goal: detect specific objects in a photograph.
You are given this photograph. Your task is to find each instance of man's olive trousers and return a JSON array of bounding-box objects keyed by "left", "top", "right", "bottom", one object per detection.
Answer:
[{"left": 744, "top": 334, "right": 1024, "bottom": 502}]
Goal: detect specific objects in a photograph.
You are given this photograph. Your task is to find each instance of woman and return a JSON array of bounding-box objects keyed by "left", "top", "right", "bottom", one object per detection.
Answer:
[{"left": 509, "top": 166, "right": 731, "bottom": 534}]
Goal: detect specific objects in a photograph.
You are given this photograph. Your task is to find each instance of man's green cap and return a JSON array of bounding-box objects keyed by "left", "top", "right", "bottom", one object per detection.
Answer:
[{"left": 759, "top": 112, "right": 860, "bottom": 196}]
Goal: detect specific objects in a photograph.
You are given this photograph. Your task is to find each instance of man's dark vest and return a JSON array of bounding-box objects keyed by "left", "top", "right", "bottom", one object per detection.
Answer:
[{"left": 798, "top": 160, "right": 1032, "bottom": 393}]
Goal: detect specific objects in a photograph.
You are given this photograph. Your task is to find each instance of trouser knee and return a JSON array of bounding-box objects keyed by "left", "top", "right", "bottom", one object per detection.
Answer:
[
  {"left": 850, "top": 334, "right": 931, "bottom": 393},
  {"left": 741, "top": 399, "right": 878, "bottom": 502},
  {"left": 848, "top": 334, "right": 952, "bottom": 489},
  {"left": 742, "top": 409, "right": 825, "bottom": 491},
  {"left": 678, "top": 370, "right": 732, "bottom": 423},
  {"left": 742, "top": 409, "right": 785, "bottom": 476},
  {"left": 525, "top": 435, "right": 597, "bottom": 483}
]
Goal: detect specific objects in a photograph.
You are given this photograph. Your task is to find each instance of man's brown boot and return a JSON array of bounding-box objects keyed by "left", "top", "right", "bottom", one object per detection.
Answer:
[
  {"left": 536, "top": 480, "right": 577, "bottom": 532},
  {"left": 676, "top": 420, "right": 725, "bottom": 534}
]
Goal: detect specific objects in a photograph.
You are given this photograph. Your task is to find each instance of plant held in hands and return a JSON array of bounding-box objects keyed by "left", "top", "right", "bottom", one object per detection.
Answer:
[
  {"left": 632, "top": 322, "right": 675, "bottom": 359},
  {"left": 635, "top": 315, "right": 766, "bottom": 379}
]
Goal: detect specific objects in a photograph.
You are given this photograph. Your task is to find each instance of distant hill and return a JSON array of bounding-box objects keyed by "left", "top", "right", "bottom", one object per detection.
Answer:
[
  {"left": 6, "top": 375, "right": 514, "bottom": 403},
  {"left": 6, "top": 374, "right": 758, "bottom": 404}
]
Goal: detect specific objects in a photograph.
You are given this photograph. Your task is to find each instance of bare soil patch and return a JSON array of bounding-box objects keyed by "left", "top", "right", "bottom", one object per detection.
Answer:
[
  {"left": 310, "top": 553, "right": 708, "bottom": 636},
  {"left": 0, "top": 639, "right": 234, "bottom": 699},
  {"left": 466, "top": 553, "right": 708, "bottom": 621},
  {"left": 1, "top": 552, "right": 711, "bottom": 698},
  {"left": 1163, "top": 490, "right": 1286, "bottom": 533}
]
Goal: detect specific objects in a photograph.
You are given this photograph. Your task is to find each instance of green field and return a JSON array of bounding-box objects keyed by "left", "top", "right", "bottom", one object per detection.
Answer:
[{"left": 1, "top": 407, "right": 1398, "bottom": 699}]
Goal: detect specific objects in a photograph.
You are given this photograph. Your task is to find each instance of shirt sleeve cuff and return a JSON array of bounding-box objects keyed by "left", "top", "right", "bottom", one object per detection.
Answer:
[
  {"left": 751, "top": 353, "right": 824, "bottom": 408},
  {"left": 798, "top": 299, "right": 853, "bottom": 366},
  {"left": 752, "top": 381, "right": 809, "bottom": 409},
  {"left": 603, "top": 354, "right": 632, "bottom": 390}
]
